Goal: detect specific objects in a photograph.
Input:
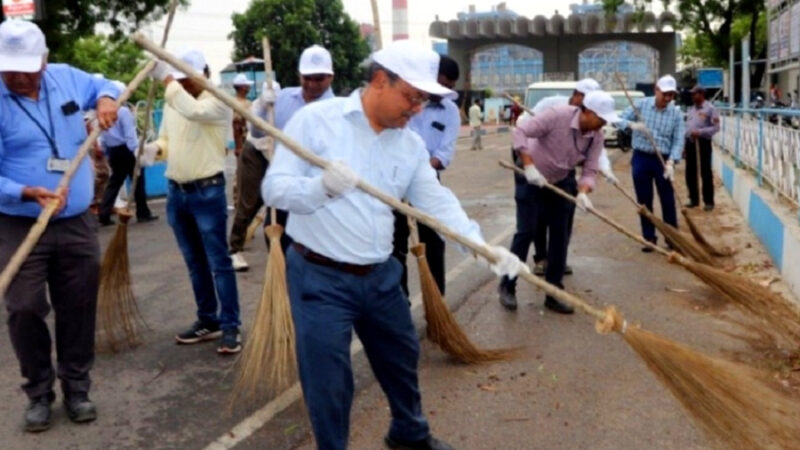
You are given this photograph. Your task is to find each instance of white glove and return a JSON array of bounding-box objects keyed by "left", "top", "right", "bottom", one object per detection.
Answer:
[
  {"left": 322, "top": 161, "right": 359, "bottom": 198},
  {"left": 663, "top": 160, "right": 675, "bottom": 181},
  {"left": 150, "top": 60, "right": 171, "bottom": 81},
  {"left": 260, "top": 87, "right": 277, "bottom": 104},
  {"left": 140, "top": 142, "right": 160, "bottom": 167},
  {"left": 575, "top": 192, "right": 593, "bottom": 212},
  {"left": 629, "top": 122, "right": 648, "bottom": 133},
  {"left": 600, "top": 167, "right": 619, "bottom": 184},
  {"left": 524, "top": 165, "right": 546, "bottom": 187},
  {"left": 486, "top": 246, "right": 529, "bottom": 279}
]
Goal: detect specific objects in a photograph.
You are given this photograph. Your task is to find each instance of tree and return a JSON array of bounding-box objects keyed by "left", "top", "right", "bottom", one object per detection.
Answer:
[{"left": 230, "top": 0, "right": 370, "bottom": 94}]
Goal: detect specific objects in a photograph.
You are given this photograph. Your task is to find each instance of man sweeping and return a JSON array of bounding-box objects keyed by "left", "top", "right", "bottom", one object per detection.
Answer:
[
  {"left": 684, "top": 85, "right": 719, "bottom": 212},
  {"left": 0, "top": 20, "right": 120, "bottom": 431},
  {"left": 498, "top": 91, "right": 618, "bottom": 314},
  {"left": 262, "top": 40, "right": 525, "bottom": 450},
  {"left": 147, "top": 49, "right": 242, "bottom": 354},
  {"left": 229, "top": 44, "right": 334, "bottom": 271},
  {"left": 392, "top": 55, "right": 461, "bottom": 296},
  {"left": 617, "top": 75, "right": 685, "bottom": 252}
]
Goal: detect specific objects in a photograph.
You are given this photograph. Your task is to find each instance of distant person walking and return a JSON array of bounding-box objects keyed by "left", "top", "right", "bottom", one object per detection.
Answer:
[
  {"left": 469, "top": 98, "right": 483, "bottom": 150},
  {"left": 684, "top": 86, "right": 720, "bottom": 211}
]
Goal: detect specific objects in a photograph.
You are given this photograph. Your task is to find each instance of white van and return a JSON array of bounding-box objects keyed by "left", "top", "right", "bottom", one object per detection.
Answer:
[{"left": 517, "top": 81, "right": 578, "bottom": 123}]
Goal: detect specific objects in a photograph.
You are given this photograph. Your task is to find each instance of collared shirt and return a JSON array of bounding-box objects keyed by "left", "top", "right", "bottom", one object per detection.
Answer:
[
  {"left": 685, "top": 100, "right": 720, "bottom": 140},
  {"left": 262, "top": 89, "right": 483, "bottom": 265},
  {"left": 512, "top": 105, "right": 603, "bottom": 190},
  {"left": 251, "top": 86, "right": 335, "bottom": 137},
  {"left": 0, "top": 63, "right": 119, "bottom": 218},
  {"left": 154, "top": 82, "right": 232, "bottom": 183},
  {"left": 408, "top": 98, "right": 460, "bottom": 169},
  {"left": 618, "top": 97, "right": 685, "bottom": 161},
  {"left": 101, "top": 105, "right": 138, "bottom": 151},
  {"left": 468, "top": 104, "right": 482, "bottom": 127}
]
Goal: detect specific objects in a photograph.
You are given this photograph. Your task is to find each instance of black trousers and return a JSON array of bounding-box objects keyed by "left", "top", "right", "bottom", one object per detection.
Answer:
[
  {"left": 500, "top": 174, "right": 577, "bottom": 298},
  {"left": 392, "top": 210, "right": 447, "bottom": 297},
  {"left": 99, "top": 144, "right": 151, "bottom": 220},
  {"left": 684, "top": 138, "right": 714, "bottom": 206},
  {"left": 0, "top": 212, "right": 99, "bottom": 400}
]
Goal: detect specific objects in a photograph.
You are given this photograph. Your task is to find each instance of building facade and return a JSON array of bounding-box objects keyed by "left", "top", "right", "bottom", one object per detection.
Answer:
[{"left": 767, "top": 0, "right": 800, "bottom": 104}]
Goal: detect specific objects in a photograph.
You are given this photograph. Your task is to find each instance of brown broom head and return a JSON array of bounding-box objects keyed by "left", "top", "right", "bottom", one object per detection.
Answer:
[
  {"left": 232, "top": 224, "right": 296, "bottom": 406},
  {"left": 669, "top": 254, "right": 800, "bottom": 348},
  {"left": 681, "top": 208, "right": 736, "bottom": 257},
  {"left": 96, "top": 212, "right": 147, "bottom": 353},
  {"left": 596, "top": 307, "right": 800, "bottom": 450},
  {"left": 638, "top": 206, "right": 716, "bottom": 267},
  {"left": 411, "top": 243, "right": 517, "bottom": 364},
  {"left": 245, "top": 213, "right": 265, "bottom": 244}
]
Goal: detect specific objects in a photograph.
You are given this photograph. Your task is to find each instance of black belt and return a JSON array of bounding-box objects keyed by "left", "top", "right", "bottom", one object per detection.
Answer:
[
  {"left": 292, "top": 243, "right": 376, "bottom": 276},
  {"left": 169, "top": 172, "right": 225, "bottom": 193}
]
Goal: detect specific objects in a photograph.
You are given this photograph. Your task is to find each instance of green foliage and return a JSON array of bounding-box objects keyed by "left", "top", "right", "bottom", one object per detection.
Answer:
[{"left": 230, "top": 0, "right": 370, "bottom": 94}]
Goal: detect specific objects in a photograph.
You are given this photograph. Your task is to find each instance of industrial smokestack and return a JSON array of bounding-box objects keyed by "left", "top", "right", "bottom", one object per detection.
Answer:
[{"left": 392, "top": 0, "right": 409, "bottom": 41}]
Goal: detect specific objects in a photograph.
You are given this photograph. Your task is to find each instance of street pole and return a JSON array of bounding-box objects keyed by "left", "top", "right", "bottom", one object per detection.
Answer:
[
  {"left": 741, "top": 34, "right": 750, "bottom": 109},
  {"left": 729, "top": 46, "right": 735, "bottom": 106}
]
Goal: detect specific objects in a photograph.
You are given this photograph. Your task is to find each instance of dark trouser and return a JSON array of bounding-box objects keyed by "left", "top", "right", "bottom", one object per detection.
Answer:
[
  {"left": 392, "top": 211, "right": 446, "bottom": 297},
  {"left": 167, "top": 179, "right": 240, "bottom": 331},
  {"left": 99, "top": 144, "right": 151, "bottom": 220},
  {"left": 631, "top": 151, "right": 678, "bottom": 243},
  {"left": 228, "top": 141, "right": 291, "bottom": 253},
  {"left": 500, "top": 174, "right": 577, "bottom": 298},
  {"left": 0, "top": 212, "right": 99, "bottom": 400},
  {"left": 684, "top": 138, "right": 714, "bottom": 207},
  {"left": 287, "top": 247, "right": 429, "bottom": 450}
]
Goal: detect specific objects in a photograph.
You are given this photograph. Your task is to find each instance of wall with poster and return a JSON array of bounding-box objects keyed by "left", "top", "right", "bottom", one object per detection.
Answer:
[
  {"left": 792, "top": 2, "right": 800, "bottom": 57},
  {"left": 769, "top": 18, "right": 780, "bottom": 61},
  {"left": 779, "top": 10, "right": 791, "bottom": 59}
]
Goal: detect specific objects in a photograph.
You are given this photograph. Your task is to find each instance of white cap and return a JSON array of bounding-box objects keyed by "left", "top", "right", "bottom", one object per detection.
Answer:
[
  {"left": 111, "top": 80, "right": 126, "bottom": 92},
  {"left": 583, "top": 91, "right": 620, "bottom": 124},
  {"left": 656, "top": 75, "right": 678, "bottom": 93},
  {"left": 372, "top": 40, "right": 455, "bottom": 97},
  {"left": 576, "top": 78, "right": 601, "bottom": 94},
  {"left": 298, "top": 45, "right": 333, "bottom": 75},
  {"left": 232, "top": 73, "right": 254, "bottom": 86},
  {"left": 170, "top": 47, "right": 206, "bottom": 80},
  {"left": 0, "top": 20, "right": 47, "bottom": 73}
]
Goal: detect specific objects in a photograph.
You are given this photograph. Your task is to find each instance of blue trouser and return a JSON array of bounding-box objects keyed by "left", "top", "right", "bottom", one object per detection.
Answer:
[
  {"left": 167, "top": 181, "right": 240, "bottom": 330},
  {"left": 631, "top": 151, "right": 678, "bottom": 243},
  {"left": 286, "top": 247, "right": 429, "bottom": 450}
]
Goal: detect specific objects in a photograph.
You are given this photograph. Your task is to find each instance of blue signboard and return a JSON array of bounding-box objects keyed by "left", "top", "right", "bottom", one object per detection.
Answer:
[{"left": 697, "top": 68, "right": 724, "bottom": 88}]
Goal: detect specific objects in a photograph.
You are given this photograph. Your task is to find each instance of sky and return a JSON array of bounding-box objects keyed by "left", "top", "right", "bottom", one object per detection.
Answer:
[{"left": 141, "top": 0, "right": 667, "bottom": 83}]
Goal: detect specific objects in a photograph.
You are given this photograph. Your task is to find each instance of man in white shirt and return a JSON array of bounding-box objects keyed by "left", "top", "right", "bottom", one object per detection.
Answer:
[{"left": 468, "top": 98, "right": 483, "bottom": 150}]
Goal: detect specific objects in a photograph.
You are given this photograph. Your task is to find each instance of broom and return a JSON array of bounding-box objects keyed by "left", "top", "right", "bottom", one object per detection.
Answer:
[
  {"left": 96, "top": 0, "right": 180, "bottom": 353},
  {"left": 244, "top": 210, "right": 265, "bottom": 245},
  {"left": 137, "top": 37, "right": 800, "bottom": 445},
  {"left": 0, "top": 66, "right": 153, "bottom": 300},
  {"left": 499, "top": 159, "right": 800, "bottom": 347},
  {"left": 232, "top": 36, "right": 296, "bottom": 401}
]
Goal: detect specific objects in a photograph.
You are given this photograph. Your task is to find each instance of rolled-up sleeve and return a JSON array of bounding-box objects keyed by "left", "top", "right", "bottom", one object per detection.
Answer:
[{"left": 699, "top": 107, "right": 720, "bottom": 139}]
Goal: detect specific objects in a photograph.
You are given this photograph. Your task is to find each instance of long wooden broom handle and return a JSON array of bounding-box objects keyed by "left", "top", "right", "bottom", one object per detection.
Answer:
[
  {"left": 134, "top": 34, "right": 612, "bottom": 323},
  {"left": 369, "top": 0, "right": 383, "bottom": 50},
  {"left": 0, "top": 65, "right": 154, "bottom": 297},
  {"left": 125, "top": 0, "right": 180, "bottom": 212},
  {"left": 504, "top": 93, "right": 534, "bottom": 116},
  {"left": 261, "top": 36, "right": 278, "bottom": 225}
]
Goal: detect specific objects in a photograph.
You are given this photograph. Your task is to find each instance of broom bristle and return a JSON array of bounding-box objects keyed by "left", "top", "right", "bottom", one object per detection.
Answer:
[
  {"left": 411, "top": 244, "right": 517, "bottom": 363},
  {"left": 96, "top": 216, "right": 147, "bottom": 353},
  {"left": 621, "top": 324, "right": 800, "bottom": 449},
  {"left": 682, "top": 209, "right": 736, "bottom": 257},
  {"left": 245, "top": 213, "right": 265, "bottom": 244},
  {"left": 639, "top": 208, "right": 716, "bottom": 266},
  {"left": 232, "top": 224, "right": 296, "bottom": 404}
]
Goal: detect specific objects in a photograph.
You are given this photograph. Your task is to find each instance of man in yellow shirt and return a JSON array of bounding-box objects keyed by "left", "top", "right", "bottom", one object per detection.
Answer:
[{"left": 147, "top": 49, "right": 242, "bottom": 354}]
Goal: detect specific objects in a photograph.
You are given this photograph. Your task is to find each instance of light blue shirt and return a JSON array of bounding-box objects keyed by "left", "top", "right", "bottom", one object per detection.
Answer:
[
  {"left": 408, "top": 98, "right": 460, "bottom": 169},
  {"left": 0, "top": 63, "right": 119, "bottom": 218},
  {"left": 262, "top": 90, "right": 483, "bottom": 265},
  {"left": 618, "top": 97, "right": 685, "bottom": 162},
  {"left": 251, "top": 86, "right": 335, "bottom": 136},
  {"left": 101, "top": 105, "right": 138, "bottom": 151}
]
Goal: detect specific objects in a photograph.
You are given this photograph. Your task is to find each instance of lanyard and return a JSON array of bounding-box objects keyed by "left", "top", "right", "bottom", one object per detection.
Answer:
[
  {"left": 11, "top": 78, "right": 60, "bottom": 158},
  {"left": 571, "top": 109, "right": 594, "bottom": 155}
]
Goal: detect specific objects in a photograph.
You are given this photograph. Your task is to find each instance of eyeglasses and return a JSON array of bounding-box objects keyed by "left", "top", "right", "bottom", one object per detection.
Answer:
[
  {"left": 302, "top": 75, "right": 328, "bottom": 83},
  {"left": 397, "top": 81, "right": 429, "bottom": 107}
]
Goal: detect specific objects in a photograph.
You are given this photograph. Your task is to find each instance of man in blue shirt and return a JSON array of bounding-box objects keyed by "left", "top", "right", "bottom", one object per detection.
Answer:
[
  {"left": 0, "top": 20, "right": 119, "bottom": 432},
  {"left": 228, "top": 44, "right": 335, "bottom": 271},
  {"left": 262, "top": 40, "right": 525, "bottom": 450},
  {"left": 618, "top": 75, "right": 685, "bottom": 252},
  {"left": 392, "top": 55, "right": 460, "bottom": 295},
  {"left": 98, "top": 91, "right": 156, "bottom": 225}
]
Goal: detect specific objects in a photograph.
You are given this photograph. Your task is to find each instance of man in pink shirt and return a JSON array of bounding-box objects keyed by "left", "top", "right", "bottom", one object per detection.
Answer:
[{"left": 498, "top": 91, "right": 619, "bottom": 314}]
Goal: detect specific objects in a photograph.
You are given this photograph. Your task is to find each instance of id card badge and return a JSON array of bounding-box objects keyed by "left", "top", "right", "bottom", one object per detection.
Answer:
[{"left": 47, "top": 158, "right": 70, "bottom": 173}]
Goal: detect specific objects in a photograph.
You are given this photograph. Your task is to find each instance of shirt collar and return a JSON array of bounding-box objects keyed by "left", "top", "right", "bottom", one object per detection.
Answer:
[
  {"left": 293, "top": 86, "right": 334, "bottom": 104},
  {"left": 569, "top": 107, "right": 594, "bottom": 138}
]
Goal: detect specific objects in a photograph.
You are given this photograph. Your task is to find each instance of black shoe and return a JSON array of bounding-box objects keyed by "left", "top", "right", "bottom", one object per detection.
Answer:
[
  {"left": 497, "top": 284, "right": 518, "bottom": 311},
  {"left": 24, "top": 394, "right": 54, "bottom": 432},
  {"left": 137, "top": 215, "right": 159, "bottom": 223},
  {"left": 544, "top": 297, "right": 574, "bottom": 315},
  {"left": 98, "top": 217, "right": 115, "bottom": 227},
  {"left": 641, "top": 239, "right": 657, "bottom": 253},
  {"left": 64, "top": 393, "right": 97, "bottom": 423},
  {"left": 564, "top": 264, "right": 573, "bottom": 275},
  {"left": 217, "top": 328, "right": 242, "bottom": 355},
  {"left": 533, "top": 259, "right": 546, "bottom": 276},
  {"left": 704, "top": 205, "right": 714, "bottom": 212},
  {"left": 175, "top": 321, "right": 222, "bottom": 344},
  {"left": 385, "top": 434, "right": 455, "bottom": 450},
  {"left": 684, "top": 202, "right": 699, "bottom": 209}
]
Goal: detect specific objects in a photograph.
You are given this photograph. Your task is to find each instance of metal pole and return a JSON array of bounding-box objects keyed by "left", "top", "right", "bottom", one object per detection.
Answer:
[
  {"left": 741, "top": 35, "right": 750, "bottom": 109},
  {"left": 729, "top": 46, "right": 735, "bottom": 106},
  {"left": 735, "top": 113, "right": 741, "bottom": 167},
  {"left": 757, "top": 112, "right": 764, "bottom": 186}
]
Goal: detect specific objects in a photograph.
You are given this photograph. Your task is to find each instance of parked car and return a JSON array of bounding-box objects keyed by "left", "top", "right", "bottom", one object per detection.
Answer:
[{"left": 603, "top": 90, "right": 644, "bottom": 149}]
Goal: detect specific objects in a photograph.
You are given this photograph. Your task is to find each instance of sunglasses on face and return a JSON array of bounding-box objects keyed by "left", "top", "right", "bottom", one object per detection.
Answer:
[{"left": 302, "top": 75, "right": 328, "bottom": 83}]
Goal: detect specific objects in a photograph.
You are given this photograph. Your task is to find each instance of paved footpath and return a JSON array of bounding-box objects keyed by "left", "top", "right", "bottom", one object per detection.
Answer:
[{"left": 0, "top": 133, "right": 798, "bottom": 449}]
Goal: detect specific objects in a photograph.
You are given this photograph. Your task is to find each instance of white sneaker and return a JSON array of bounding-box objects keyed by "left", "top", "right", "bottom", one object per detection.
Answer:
[{"left": 231, "top": 252, "right": 249, "bottom": 272}]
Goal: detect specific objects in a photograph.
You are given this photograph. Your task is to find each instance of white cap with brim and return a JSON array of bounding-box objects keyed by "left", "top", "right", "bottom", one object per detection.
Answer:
[
  {"left": 232, "top": 73, "right": 254, "bottom": 86},
  {"left": 0, "top": 20, "right": 47, "bottom": 73},
  {"left": 656, "top": 75, "right": 678, "bottom": 93},
  {"left": 576, "top": 78, "right": 600, "bottom": 94},
  {"left": 583, "top": 91, "right": 620, "bottom": 124},
  {"left": 170, "top": 48, "right": 206, "bottom": 80},
  {"left": 371, "top": 40, "right": 454, "bottom": 97},
  {"left": 299, "top": 45, "right": 334, "bottom": 75}
]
